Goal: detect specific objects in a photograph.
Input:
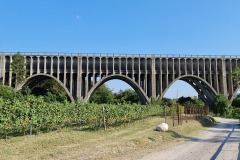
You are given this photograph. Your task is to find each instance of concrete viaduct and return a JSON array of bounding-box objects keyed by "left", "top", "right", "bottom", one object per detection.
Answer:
[{"left": 0, "top": 52, "right": 240, "bottom": 105}]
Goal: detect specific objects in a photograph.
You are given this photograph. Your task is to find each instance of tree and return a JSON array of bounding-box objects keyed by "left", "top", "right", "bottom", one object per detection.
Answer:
[
  {"left": 177, "top": 96, "right": 204, "bottom": 107},
  {"left": 31, "top": 79, "right": 68, "bottom": 102},
  {"left": 228, "top": 67, "right": 240, "bottom": 106},
  {"left": 11, "top": 52, "right": 26, "bottom": 89},
  {"left": 212, "top": 94, "right": 232, "bottom": 117},
  {"left": 232, "top": 97, "right": 240, "bottom": 108},
  {"left": 89, "top": 84, "right": 115, "bottom": 104},
  {"left": 177, "top": 96, "right": 192, "bottom": 105},
  {"left": 114, "top": 89, "right": 140, "bottom": 104},
  {"left": 34, "top": 79, "right": 66, "bottom": 94},
  {"left": 160, "top": 97, "right": 173, "bottom": 106},
  {"left": 230, "top": 67, "right": 240, "bottom": 83}
]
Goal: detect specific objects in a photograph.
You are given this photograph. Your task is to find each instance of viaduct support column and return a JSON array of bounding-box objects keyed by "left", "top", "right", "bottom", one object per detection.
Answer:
[
  {"left": 138, "top": 58, "right": 140, "bottom": 86},
  {"left": 37, "top": 56, "right": 40, "bottom": 74},
  {"left": 77, "top": 57, "right": 82, "bottom": 99},
  {"left": 93, "top": 57, "right": 96, "bottom": 85},
  {"left": 145, "top": 58, "right": 147, "bottom": 95},
  {"left": 165, "top": 58, "right": 169, "bottom": 91},
  {"left": 228, "top": 60, "right": 233, "bottom": 98},
  {"left": 214, "top": 59, "right": 219, "bottom": 93},
  {"left": 85, "top": 57, "right": 89, "bottom": 97},
  {"left": 57, "top": 56, "right": 60, "bottom": 80},
  {"left": 159, "top": 58, "right": 163, "bottom": 98},
  {"left": 9, "top": 56, "right": 12, "bottom": 87},
  {"left": 70, "top": 57, "right": 73, "bottom": 95},
  {"left": 50, "top": 56, "right": 53, "bottom": 76},
  {"left": 63, "top": 57, "right": 66, "bottom": 87},
  {"left": 30, "top": 56, "right": 33, "bottom": 76},
  {"left": 151, "top": 57, "right": 156, "bottom": 98},
  {"left": 221, "top": 59, "right": 228, "bottom": 96},
  {"left": 1, "top": 54, "right": 5, "bottom": 84},
  {"left": 44, "top": 56, "right": 47, "bottom": 74}
]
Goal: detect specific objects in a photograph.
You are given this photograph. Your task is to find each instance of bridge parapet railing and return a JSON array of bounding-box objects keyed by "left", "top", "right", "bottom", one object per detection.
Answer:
[{"left": 1, "top": 52, "right": 240, "bottom": 59}]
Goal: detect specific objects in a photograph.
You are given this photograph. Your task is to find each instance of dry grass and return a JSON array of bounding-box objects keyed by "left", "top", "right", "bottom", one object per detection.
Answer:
[{"left": 0, "top": 116, "right": 212, "bottom": 160}]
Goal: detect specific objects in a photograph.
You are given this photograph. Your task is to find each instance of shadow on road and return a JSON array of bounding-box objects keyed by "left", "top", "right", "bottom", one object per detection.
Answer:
[
  {"left": 210, "top": 126, "right": 235, "bottom": 160},
  {"left": 168, "top": 118, "right": 240, "bottom": 160}
]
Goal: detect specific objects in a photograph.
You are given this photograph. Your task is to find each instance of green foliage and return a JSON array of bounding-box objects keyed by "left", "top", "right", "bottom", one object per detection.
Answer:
[
  {"left": 0, "top": 83, "right": 173, "bottom": 139},
  {"left": 0, "top": 84, "right": 16, "bottom": 100},
  {"left": 11, "top": 52, "right": 26, "bottom": 89},
  {"left": 232, "top": 108, "right": 240, "bottom": 119},
  {"left": 90, "top": 85, "right": 141, "bottom": 104},
  {"left": 36, "top": 79, "right": 66, "bottom": 94},
  {"left": 114, "top": 89, "right": 140, "bottom": 104},
  {"left": 160, "top": 97, "right": 173, "bottom": 106},
  {"left": 212, "top": 94, "right": 232, "bottom": 117},
  {"left": 177, "top": 96, "right": 204, "bottom": 107},
  {"left": 89, "top": 84, "right": 115, "bottom": 104},
  {"left": 150, "top": 97, "right": 173, "bottom": 107},
  {"left": 0, "top": 84, "right": 165, "bottom": 138},
  {"left": 231, "top": 97, "right": 240, "bottom": 108},
  {"left": 178, "top": 96, "right": 191, "bottom": 104},
  {"left": 229, "top": 67, "right": 240, "bottom": 82},
  {"left": 43, "top": 92, "right": 68, "bottom": 103},
  {"left": 32, "top": 79, "right": 68, "bottom": 101}
]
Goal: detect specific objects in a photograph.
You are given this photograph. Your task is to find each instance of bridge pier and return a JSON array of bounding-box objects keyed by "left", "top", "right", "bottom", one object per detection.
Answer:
[
  {"left": 0, "top": 54, "right": 5, "bottom": 84},
  {"left": 151, "top": 58, "right": 156, "bottom": 98},
  {"left": 220, "top": 60, "right": 228, "bottom": 97}
]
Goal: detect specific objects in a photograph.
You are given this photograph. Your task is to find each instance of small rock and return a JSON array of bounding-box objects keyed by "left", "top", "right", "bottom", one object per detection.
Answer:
[{"left": 156, "top": 123, "right": 169, "bottom": 131}]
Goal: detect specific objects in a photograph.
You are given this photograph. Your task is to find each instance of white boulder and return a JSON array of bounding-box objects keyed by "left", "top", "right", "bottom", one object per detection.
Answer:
[{"left": 156, "top": 123, "right": 169, "bottom": 132}]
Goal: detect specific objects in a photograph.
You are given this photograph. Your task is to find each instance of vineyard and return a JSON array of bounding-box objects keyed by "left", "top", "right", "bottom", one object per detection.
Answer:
[
  {"left": 0, "top": 84, "right": 210, "bottom": 139},
  {"left": 0, "top": 95, "right": 166, "bottom": 139}
]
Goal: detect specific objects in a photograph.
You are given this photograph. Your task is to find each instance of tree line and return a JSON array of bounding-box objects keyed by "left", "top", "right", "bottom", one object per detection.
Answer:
[{"left": 89, "top": 84, "right": 141, "bottom": 104}]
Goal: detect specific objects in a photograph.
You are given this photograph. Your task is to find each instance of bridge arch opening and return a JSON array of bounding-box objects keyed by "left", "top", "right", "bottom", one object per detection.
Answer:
[
  {"left": 89, "top": 80, "right": 141, "bottom": 104},
  {"left": 163, "top": 75, "right": 217, "bottom": 106},
  {"left": 22, "top": 74, "right": 74, "bottom": 101},
  {"left": 163, "top": 80, "right": 198, "bottom": 99},
  {"left": 84, "top": 75, "right": 150, "bottom": 104}
]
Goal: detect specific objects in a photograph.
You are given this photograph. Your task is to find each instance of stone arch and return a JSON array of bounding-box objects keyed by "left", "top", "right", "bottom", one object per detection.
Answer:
[
  {"left": 163, "top": 75, "right": 217, "bottom": 105},
  {"left": 22, "top": 74, "right": 74, "bottom": 101},
  {"left": 84, "top": 74, "right": 150, "bottom": 104}
]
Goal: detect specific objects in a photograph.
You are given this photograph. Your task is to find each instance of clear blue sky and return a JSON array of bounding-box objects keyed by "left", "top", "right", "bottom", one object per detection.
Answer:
[{"left": 1, "top": 1, "right": 240, "bottom": 98}]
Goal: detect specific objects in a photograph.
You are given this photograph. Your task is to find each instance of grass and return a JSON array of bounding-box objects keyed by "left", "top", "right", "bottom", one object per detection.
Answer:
[{"left": 0, "top": 116, "right": 214, "bottom": 160}]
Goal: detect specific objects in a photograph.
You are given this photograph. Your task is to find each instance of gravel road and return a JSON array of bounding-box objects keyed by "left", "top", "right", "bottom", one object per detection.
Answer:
[{"left": 137, "top": 117, "right": 240, "bottom": 160}]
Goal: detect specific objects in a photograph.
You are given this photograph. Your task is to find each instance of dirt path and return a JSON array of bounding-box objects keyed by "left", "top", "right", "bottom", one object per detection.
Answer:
[{"left": 137, "top": 117, "right": 240, "bottom": 160}]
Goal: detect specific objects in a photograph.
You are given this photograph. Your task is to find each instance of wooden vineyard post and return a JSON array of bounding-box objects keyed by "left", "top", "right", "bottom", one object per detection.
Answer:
[
  {"left": 184, "top": 106, "right": 187, "bottom": 123},
  {"left": 102, "top": 105, "right": 107, "bottom": 131},
  {"left": 180, "top": 105, "right": 182, "bottom": 125},
  {"left": 177, "top": 104, "right": 180, "bottom": 125},
  {"left": 164, "top": 105, "right": 167, "bottom": 123},
  {"left": 190, "top": 105, "right": 192, "bottom": 119},
  {"left": 185, "top": 105, "right": 188, "bottom": 123},
  {"left": 195, "top": 106, "right": 197, "bottom": 118},
  {"left": 172, "top": 105, "right": 175, "bottom": 127}
]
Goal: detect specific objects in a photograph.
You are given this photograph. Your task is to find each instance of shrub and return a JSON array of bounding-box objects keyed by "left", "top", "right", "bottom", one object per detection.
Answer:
[
  {"left": 232, "top": 97, "right": 240, "bottom": 108},
  {"left": 232, "top": 108, "right": 240, "bottom": 119},
  {"left": 212, "top": 94, "right": 232, "bottom": 117},
  {"left": 0, "top": 84, "right": 16, "bottom": 100}
]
